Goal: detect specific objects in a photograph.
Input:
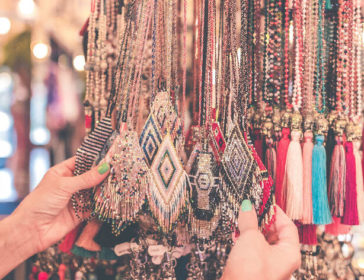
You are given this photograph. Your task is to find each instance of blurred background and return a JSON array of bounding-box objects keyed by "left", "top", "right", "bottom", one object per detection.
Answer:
[
  {"left": 0, "top": 0, "right": 364, "bottom": 279},
  {"left": 0, "top": 1, "right": 88, "bottom": 277}
]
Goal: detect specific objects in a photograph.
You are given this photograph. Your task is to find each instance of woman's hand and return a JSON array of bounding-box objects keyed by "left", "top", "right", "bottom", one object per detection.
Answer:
[
  {"left": 221, "top": 201, "right": 301, "bottom": 280},
  {"left": 0, "top": 157, "right": 110, "bottom": 278}
]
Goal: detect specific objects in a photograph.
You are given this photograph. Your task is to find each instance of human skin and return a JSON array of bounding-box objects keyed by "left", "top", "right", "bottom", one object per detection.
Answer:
[
  {"left": 221, "top": 204, "right": 301, "bottom": 280},
  {"left": 0, "top": 157, "right": 110, "bottom": 278},
  {"left": 0, "top": 157, "right": 300, "bottom": 280}
]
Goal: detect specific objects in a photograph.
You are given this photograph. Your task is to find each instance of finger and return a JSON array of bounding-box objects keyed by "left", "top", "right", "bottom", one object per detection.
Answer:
[
  {"left": 273, "top": 206, "right": 300, "bottom": 246},
  {"left": 238, "top": 199, "right": 259, "bottom": 234},
  {"left": 51, "top": 157, "right": 76, "bottom": 177},
  {"left": 62, "top": 162, "right": 110, "bottom": 193},
  {"left": 269, "top": 206, "right": 301, "bottom": 277}
]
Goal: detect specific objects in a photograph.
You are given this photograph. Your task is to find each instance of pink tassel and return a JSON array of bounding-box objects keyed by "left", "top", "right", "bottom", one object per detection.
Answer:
[
  {"left": 38, "top": 272, "right": 48, "bottom": 280},
  {"left": 302, "top": 131, "right": 314, "bottom": 224},
  {"left": 74, "top": 220, "right": 102, "bottom": 251},
  {"left": 58, "top": 224, "right": 83, "bottom": 254},
  {"left": 354, "top": 140, "right": 364, "bottom": 224},
  {"left": 58, "top": 264, "right": 66, "bottom": 280},
  {"left": 325, "top": 216, "right": 351, "bottom": 235},
  {"left": 328, "top": 137, "right": 346, "bottom": 217},
  {"left": 253, "top": 128, "right": 264, "bottom": 160},
  {"left": 285, "top": 130, "right": 303, "bottom": 220},
  {"left": 275, "top": 127, "right": 291, "bottom": 211},
  {"left": 297, "top": 223, "right": 317, "bottom": 245},
  {"left": 342, "top": 142, "right": 359, "bottom": 225}
]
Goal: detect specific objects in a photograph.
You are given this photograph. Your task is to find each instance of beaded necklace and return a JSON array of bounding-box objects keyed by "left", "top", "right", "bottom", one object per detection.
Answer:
[
  {"left": 283, "top": 0, "right": 292, "bottom": 110},
  {"left": 292, "top": 0, "right": 303, "bottom": 112},
  {"left": 313, "top": 0, "right": 326, "bottom": 114}
]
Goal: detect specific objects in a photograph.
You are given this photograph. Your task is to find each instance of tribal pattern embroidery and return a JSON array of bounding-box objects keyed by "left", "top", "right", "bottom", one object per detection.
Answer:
[
  {"left": 222, "top": 125, "right": 255, "bottom": 212},
  {"left": 139, "top": 114, "right": 162, "bottom": 165},
  {"left": 72, "top": 117, "right": 114, "bottom": 220},
  {"left": 151, "top": 91, "right": 183, "bottom": 146},
  {"left": 188, "top": 149, "right": 221, "bottom": 240},
  {"left": 148, "top": 133, "right": 189, "bottom": 232}
]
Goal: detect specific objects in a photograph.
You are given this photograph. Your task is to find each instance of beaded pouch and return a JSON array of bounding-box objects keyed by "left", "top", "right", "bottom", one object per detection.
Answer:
[{"left": 72, "top": 117, "right": 114, "bottom": 220}]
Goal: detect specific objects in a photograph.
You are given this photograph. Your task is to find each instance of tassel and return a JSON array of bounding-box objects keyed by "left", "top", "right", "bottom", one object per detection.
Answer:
[
  {"left": 326, "top": 127, "right": 336, "bottom": 179},
  {"left": 325, "top": 216, "right": 351, "bottom": 235},
  {"left": 29, "top": 266, "right": 38, "bottom": 280},
  {"left": 100, "top": 247, "right": 118, "bottom": 260},
  {"left": 275, "top": 127, "right": 291, "bottom": 211},
  {"left": 354, "top": 140, "right": 364, "bottom": 223},
  {"left": 342, "top": 142, "right": 359, "bottom": 225},
  {"left": 73, "top": 220, "right": 102, "bottom": 256},
  {"left": 325, "top": 0, "right": 332, "bottom": 10},
  {"left": 285, "top": 130, "right": 303, "bottom": 220},
  {"left": 328, "top": 137, "right": 346, "bottom": 217},
  {"left": 38, "top": 272, "right": 48, "bottom": 280},
  {"left": 297, "top": 223, "right": 317, "bottom": 245},
  {"left": 265, "top": 138, "right": 276, "bottom": 182},
  {"left": 71, "top": 245, "right": 97, "bottom": 258},
  {"left": 312, "top": 135, "right": 332, "bottom": 225},
  {"left": 58, "top": 264, "right": 66, "bottom": 280},
  {"left": 58, "top": 224, "right": 83, "bottom": 254},
  {"left": 302, "top": 131, "right": 314, "bottom": 224},
  {"left": 253, "top": 128, "right": 264, "bottom": 160}
]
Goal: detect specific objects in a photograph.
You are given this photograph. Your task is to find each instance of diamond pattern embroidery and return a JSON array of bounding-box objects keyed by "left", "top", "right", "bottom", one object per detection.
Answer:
[
  {"left": 222, "top": 125, "right": 255, "bottom": 206},
  {"left": 149, "top": 133, "right": 189, "bottom": 232},
  {"left": 140, "top": 114, "right": 162, "bottom": 165},
  {"left": 151, "top": 91, "right": 182, "bottom": 143}
]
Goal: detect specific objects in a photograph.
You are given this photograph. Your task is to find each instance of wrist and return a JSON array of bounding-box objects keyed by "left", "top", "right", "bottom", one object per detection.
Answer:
[{"left": 0, "top": 210, "right": 37, "bottom": 278}]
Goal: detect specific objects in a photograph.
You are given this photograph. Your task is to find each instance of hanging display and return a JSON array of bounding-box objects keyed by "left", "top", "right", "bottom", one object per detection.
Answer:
[{"left": 32, "top": 0, "right": 363, "bottom": 279}]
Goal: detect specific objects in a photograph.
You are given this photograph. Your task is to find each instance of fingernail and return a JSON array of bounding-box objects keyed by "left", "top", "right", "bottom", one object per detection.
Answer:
[
  {"left": 241, "top": 199, "right": 252, "bottom": 212},
  {"left": 97, "top": 162, "right": 110, "bottom": 174}
]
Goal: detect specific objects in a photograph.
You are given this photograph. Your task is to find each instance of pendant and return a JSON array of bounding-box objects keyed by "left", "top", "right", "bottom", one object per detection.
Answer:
[
  {"left": 141, "top": 91, "right": 189, "bottom": 233},
  {"left": 187, "top": 146, "right": 221, "bottom": 240},
  {"left": 221, "top": 124, "right": 255, "bottom": 216},
  {"left": 93, "top": 129, "right": 150, "bottom": 235},
  {"left": 148, "top": 133, "right": 189, "bottom": 232}
]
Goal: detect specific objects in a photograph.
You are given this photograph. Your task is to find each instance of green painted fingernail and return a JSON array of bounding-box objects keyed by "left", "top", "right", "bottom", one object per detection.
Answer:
[
  {"left": 241, "top": 199, "right": 252, "bottom": 212},
  {"left": 98, "top": 162, "right": 110, "bottom": 174}
]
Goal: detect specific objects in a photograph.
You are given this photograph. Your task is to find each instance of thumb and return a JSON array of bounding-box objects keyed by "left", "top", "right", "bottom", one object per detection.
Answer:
[
  {"left": 64, "top": 162, "right": 110, "bottom": 193},
  {"left": 238, "top": 199, "right": 258, "bottom": 234}
]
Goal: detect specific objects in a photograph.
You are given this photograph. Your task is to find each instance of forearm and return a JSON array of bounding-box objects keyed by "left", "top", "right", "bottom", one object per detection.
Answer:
[{"left": 0, "top": 212, "right": 37, "bottom": 278}]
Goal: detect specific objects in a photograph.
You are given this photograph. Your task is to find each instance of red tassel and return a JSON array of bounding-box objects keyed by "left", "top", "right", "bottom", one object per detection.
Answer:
[
  {"left": 253, "top": 128, "right": 264, "bottom": 160},
  {"left": 342, "top": 142, "right": 359, "bottom": 225},
  {"left": 325, "top": 216, "right": 351, "bottom": 235},
  {"left": 354, "top": 140, "right": 364, "bottom": 223},
  {"left": 297, "top": 223, "right": 317, "bottom": 245},
  {"left": 275, "top": 127, "right": 290, "bottom": 211},
  {"left": 58, "top": 224, "right": 83, "bottom": 254}
]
